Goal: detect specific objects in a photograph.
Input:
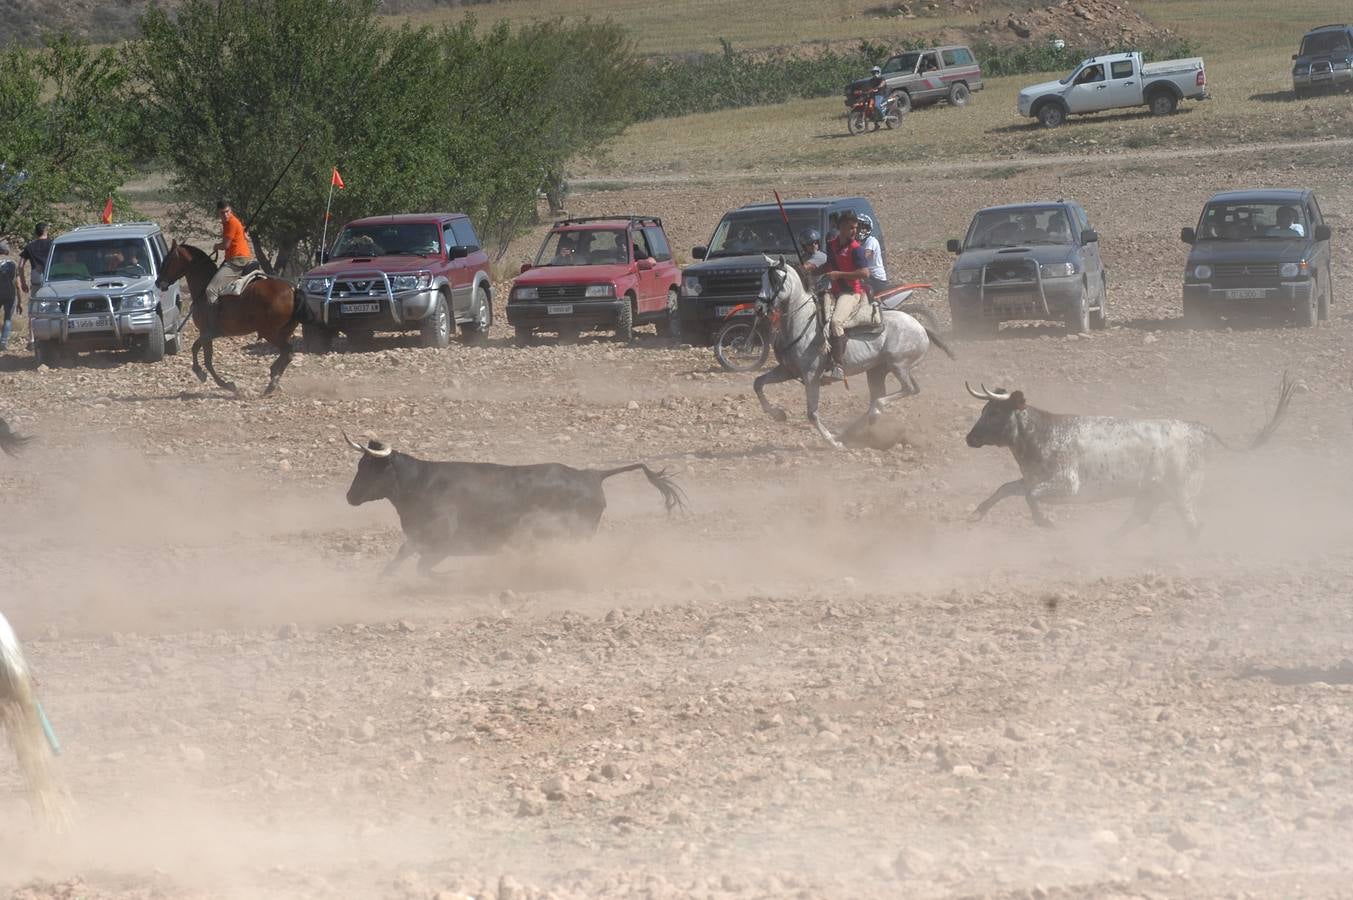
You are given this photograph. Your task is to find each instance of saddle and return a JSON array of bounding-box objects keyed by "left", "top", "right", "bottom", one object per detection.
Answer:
[{"left": 224, "top": 264, "right": 267, "bottom": 298}]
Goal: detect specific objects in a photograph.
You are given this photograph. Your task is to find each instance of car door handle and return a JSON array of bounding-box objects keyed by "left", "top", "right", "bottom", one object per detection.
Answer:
[
  {"left": 1096, "top": 85, "right": 1106, "bottom": 90},
  {"left": 1123, "top": 81, "right": 1134, "bottom": 85}
]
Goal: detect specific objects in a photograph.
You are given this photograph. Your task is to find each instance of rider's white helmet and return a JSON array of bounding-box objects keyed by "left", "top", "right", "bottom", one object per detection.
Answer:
[
  {"left": 871, "top": 66, "right": 882, "bottom": 76},
  {"left": 857, "top": 213, "right": 874, "bottom": 235}
]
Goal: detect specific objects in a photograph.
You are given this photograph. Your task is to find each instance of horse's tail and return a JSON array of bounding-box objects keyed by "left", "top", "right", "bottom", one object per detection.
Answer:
[
  {"left": 288, "top": 283, "right": 313, "bottom": 326},
  {"left": 595, "top": 463, "right": 688, "bottom": 515},
  {"left": 924, "top": 327, "right": 957, "bottom": 361}
]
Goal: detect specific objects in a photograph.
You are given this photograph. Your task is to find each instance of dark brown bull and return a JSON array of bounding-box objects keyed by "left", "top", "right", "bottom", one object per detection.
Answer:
[{"left": 963, "top": 373, "right": 1295, "bottom": 537}]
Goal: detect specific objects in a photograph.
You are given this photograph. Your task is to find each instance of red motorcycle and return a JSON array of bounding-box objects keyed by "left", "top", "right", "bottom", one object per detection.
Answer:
[{"left": 847, "top": 93, "right": 903, "bottom": 135}]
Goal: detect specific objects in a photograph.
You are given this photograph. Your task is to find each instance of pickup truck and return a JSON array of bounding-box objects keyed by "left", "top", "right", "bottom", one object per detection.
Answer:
[{"left": 1017, "top": 51, "right": 1208, "bottom": 127}]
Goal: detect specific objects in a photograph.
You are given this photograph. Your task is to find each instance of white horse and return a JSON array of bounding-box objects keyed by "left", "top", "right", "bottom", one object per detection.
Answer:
[{"left": 752, "top": 257, "right": 955, "bottom": 449}]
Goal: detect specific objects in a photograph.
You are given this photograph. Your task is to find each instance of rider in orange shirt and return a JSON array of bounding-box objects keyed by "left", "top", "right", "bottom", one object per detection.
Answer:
[{"left": 206, "top": 199, "right": 256, "bottom": 305}]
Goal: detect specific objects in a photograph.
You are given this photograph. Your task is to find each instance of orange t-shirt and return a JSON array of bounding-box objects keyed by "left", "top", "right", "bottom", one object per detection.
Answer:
[{"left": 222, "top": 213, "right": 252, "bottom": 259}]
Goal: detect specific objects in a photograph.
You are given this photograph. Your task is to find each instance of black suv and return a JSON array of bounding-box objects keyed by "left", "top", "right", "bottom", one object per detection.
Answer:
[
  {"left": 1180, "top": 189, "right": 1334, "bottom": 328},
  {"left": 1292, "top": 23, "right": 1353, "bottom": 95},
  {"left": 678, "top": 197, "right": 884, "bottom": 343}
]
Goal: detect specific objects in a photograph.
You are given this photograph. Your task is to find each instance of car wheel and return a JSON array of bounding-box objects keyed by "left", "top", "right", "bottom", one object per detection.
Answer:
[
  {"left": 890, "top": 89, "right": 911, "bottom": 114},
  {"left": 1182, "top": 294, "right": 1212, "bottom": 329},
  {"left": 947, "top": 82, "right": 971, "bottom": 107},
  {"left": 1090, "top": 276, "right": 1109, "bottom": 329},
  {"left": 142, "top": 313, "right": 166, "bottom": 363},
  {"left": 1036, "top": 102, "right": 1066, "bottom": 128},
  {"left": 33, "top": 340, "right": 59, "bottom": 368},
  {"left": 513, "top": 325, "right": 534, "bottom": 346},
  {"left": 1066, "top": 284, "right": 1090, "bottom": 334},
  {"left": 302, "top": 322, "right": 335, "bottom": 354},
  {"left": 463, "top": 286, "right": 492, "bottom": 344},
  {"left": 1297, "top": 279, "right": 1319, "bottom": 327},
  {"left": 420, "top": 291, "right": 452, "bottom": 349},
  {"left": 847, "top": 111, "right": 867, "bottom": 135},
  {"left": 657, "top": 288, "right": 682, "bottom": 339},
  {"left": 1148, "top": 91, "right": 1178, "bottom": 116},
  {"left": 1318, "top": 270, "right": 1332, "bottom": 321},
  {"left": 614, "top": 295, "right": 634, "bottom": 343}
]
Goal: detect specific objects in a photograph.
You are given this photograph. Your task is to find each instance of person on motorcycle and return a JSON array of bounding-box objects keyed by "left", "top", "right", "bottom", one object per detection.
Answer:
[
  {"left": 856, "top": 214, "right": 888, "bottom": 296},
  {"left": 798, "top": 227, "right": 827, "bottom": 274},
  {"left": 866, "top": 66, "right": 887, "bottom": 119}
]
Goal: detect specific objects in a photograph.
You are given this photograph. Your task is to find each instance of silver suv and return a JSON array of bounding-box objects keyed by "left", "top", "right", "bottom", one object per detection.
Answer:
[{"left": 29, "top": 222, "right": 185, "bottom": 366}]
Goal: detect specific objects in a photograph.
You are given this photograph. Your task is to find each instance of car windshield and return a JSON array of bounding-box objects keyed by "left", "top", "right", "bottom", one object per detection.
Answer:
[
  {"left": 964, "top": 208, "right": 1074, "bottom": 249},
  {"left": 1301, "top": 31, "right": 1352, "bottom": 56},
  {"left": 332, "top": 223, "right": 440, "bottom": 258},
  {"left": 1059, "top": 58, "right": 1096, "bottom": 85},
  {"left": 882, "top": 52, "right": 919, "bottom": 74},
  {"left": 46, "top": 239, "right": 152, "bottom": 281},
  {"left": 1196, "top": 202, "right": 1309, "bottom": 240},
  {"left": 705, "top": 211, "right": 821, "bottom": 258},
  {"left": 535, "top": 229, "right": 630, "bottom": 266}
]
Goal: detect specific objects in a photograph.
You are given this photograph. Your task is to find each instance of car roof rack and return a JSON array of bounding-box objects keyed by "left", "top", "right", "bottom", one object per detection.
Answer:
[
  {"left": 66, "top": 221, "right": 158, "bottom": 233},
  {"left": 553, "top": 214, "right": 662, "bottom": 228}
]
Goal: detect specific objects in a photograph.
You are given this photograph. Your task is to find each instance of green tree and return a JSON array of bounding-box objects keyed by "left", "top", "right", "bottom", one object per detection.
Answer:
[
  {"left": 0, "top": 35, "right": 135, "bottom": 243},
  {"left": 135, "top": 0, "right": 640, "bottom": 272}
]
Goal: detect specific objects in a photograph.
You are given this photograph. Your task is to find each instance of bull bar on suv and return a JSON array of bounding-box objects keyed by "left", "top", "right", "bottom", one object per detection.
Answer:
[{"left": 302, "top": 269, "right": 438, "bottom": 327}]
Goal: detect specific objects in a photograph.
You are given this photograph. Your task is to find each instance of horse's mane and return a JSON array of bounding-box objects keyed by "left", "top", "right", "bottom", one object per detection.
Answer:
[{"left": 180, "top": 243, "right": 215, "bottom": 266}]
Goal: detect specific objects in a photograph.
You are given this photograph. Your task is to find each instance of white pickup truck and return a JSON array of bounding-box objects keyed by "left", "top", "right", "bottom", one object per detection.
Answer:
[{"left": 1017, "top": 51, "right": 1209, "bottom": 128}]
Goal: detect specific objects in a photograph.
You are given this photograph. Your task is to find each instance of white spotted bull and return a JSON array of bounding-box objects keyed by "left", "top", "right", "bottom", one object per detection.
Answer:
[{"left": 963, "top": 374, "right": 1295, "bottom": 537}]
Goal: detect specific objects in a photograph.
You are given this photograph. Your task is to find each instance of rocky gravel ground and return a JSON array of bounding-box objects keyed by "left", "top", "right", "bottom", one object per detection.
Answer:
[{"left": 4, "top": 148, "right": 1353, "bottom": 899}]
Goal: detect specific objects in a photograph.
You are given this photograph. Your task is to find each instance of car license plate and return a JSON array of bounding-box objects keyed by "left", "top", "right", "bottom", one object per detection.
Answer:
[
  {"left": 343, "top": 302, "right": 380, "bottom": 314},
  {"left": 1225, "top": 288, "right": 1266, "bottom": 300},
  {"left": 68, "top": 315, "right": 111, "bottom": 331},
  {"left": 547, "top": 304, "right": 573, "bottom": 315}
]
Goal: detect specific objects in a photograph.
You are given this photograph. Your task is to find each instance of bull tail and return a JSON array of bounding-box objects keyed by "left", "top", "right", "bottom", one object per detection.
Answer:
[
  {"left": 596, "top": 463, "right": 688, "bottom": 515},
  {"left": 924, "top": 327, "right": 957, "bottom": 361},
  {"left": 1208, "top": 371, "right": 1297, "bottom": 452},
  {"left": 0, "top": 418, "right": 33, "bottom": 457}
]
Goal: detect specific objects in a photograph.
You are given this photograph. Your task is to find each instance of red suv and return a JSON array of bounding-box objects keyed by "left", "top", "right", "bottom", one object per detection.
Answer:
[
  {"left": 299, "top": 213, "right": 493, "bottom": 352},
  {"left": 507, "top": 216, "right": 681, "bottom": 343}
]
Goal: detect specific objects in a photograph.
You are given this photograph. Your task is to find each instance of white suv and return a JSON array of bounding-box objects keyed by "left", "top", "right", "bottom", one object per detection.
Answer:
[{"left": 29, "top": 221, "right": 185, "bottom": 366}]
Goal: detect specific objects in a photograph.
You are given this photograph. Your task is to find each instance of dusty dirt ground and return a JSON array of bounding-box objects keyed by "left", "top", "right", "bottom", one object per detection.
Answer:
[{"left": 3, "top": 144, "right": 1353, "bottom": 899}]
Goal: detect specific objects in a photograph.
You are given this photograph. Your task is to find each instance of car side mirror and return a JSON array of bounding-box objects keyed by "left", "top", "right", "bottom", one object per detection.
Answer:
[
  {"left": 1080, "top": 229, "right": 1099, "bottom": 245},
  {"left": 519, "top": 262, "right": 532, "bottom": 274},
  {"left": 1314, "top": 224, "right": 1332, "bottom": 241},
  {"left": 1180, "top": 227, "right": 1196, "bottom": 245},
  {"left": 637, "top": 257, "right": 655, "bottom": 270},
  {"left": 1292, "top": 53, "right": 1299, "bottom": 60},
  {"left": 447, "top": 245, "right": 469, "bottom": 260},
  {"left": 946, "top": 239, "right": 962, "bottom": 254},
  {"left": 316, "top": 250, "right": 329, "bottom": 265},
  {"left": 692, "top": 246, "right": 707, "bottom": 260}
]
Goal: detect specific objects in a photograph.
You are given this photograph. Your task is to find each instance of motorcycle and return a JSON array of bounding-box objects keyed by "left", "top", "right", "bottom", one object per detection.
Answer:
[
  {"left": 712, "top": 283, "right": 938, "bottom": 373},
  {"left": 847, "top": 93, "right": 903, "bottom": 135}
]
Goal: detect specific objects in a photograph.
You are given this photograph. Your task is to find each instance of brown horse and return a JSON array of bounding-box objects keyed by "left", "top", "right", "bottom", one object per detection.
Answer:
[{"left": 155, "top": 243, "right": 307, "bottom": 396}]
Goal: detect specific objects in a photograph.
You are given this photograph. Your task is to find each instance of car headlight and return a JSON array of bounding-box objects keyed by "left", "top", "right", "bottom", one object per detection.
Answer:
[
  {"left": 513, "top": 286, "right": 538, "bottom": 300},
  {"left": 585, "top": 284, "right": 615, "bottom": 298},
  {"left": 950, "top": 268, "right": 978, "bottom": 285},
  {"left": 1040, "top": 262, "right": 1078, "bottom": 278},
  {"left": 1192, "top": 264, "right": 1212, "bottom": 280},
  {"left": 682, "top": 275, "right": 702, "bottom": 296},
  {"left": 1279, "top": 262, "right": 1303, "bottom": 278},
  {"left": 392, "top": 272, "right": 432, "bottom": 292},
  {"left": 120, "top": 293, "right": 156, "bottom": 311},
  {"left": 32, "top": 299, "right": 63, "bottom": 315},
  {"left": 305, "top": 277, "right": 333, "bottom": 294}
]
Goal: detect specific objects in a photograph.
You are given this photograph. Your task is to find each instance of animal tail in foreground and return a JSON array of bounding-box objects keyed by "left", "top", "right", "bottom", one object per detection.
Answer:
[
  {"left": 1208, "top": 371, "right": 1297, "bottom": 452},
  {"left": 0, "top": 611, "right": 70, "bottom": 830},
  {"left": 924, "top": 327, "right": 957, "bottom": 361},
  {"left": 596, "top": 463, "right": 689, "bottom": 515},
  {"left": 0, "top": 418, "right": 33, "bottom": 457}
]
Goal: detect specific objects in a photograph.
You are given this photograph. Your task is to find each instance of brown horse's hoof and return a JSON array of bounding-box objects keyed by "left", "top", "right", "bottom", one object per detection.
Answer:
[{"left": 193, "top": 369, "right": 208, "bottom": 383}]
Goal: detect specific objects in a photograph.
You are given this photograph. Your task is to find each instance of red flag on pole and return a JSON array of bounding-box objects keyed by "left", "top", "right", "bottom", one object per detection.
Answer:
[
  {"left": 331, "top": 168, "right": 345, "bottom": 189},
  {"left": 100, "top": 196, "right": 113, "bottom": 224}
]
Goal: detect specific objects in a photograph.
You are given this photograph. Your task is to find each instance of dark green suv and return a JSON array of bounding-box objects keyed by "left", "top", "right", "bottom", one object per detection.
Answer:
[{"left": 1180, "top": 189, "right": 1334, "bottom": 328}]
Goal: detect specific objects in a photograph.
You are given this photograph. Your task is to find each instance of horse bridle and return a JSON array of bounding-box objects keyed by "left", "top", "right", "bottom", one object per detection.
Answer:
[{"left": 766, "top": 261, "right": 820, "bottom": 350}]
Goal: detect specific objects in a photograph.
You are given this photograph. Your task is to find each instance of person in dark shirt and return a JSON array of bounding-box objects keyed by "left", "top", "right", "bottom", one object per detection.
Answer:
[
  {"left": 0, "top": 241, "right": 19, "bottom": 350},
  {"left": 18, "top": 222, "right": 53, "bottom": 295}
]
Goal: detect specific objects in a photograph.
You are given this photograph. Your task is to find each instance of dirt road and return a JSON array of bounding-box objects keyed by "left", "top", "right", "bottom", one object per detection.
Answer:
[{"left": 3, "top": 146, "right": 1353, "bottom": 900}]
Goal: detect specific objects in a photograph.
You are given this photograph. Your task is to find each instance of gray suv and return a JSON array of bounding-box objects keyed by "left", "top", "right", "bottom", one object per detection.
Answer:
[
  {"left": 946, "top": 200, "right": 1107, "bottom": 336},
  {"left": 29, "top": 222, "right": 185, "bottom": 366}
]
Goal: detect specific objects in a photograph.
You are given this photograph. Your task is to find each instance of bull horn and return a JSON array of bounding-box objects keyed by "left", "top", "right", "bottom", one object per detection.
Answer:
[
  {"left": 965, "top": 382, "right": 989, "bottom": 400},
  {"left": 365, "top": 440, "right": 392, "bottom": 458},
  {"left": 341, "top": 430, "right": 365, "bottom": 453},
  {"left": 981, "top": 384, "right": 1012, "bottom": 400}
]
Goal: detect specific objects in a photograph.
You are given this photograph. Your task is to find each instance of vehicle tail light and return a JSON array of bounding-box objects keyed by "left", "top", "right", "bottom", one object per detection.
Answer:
[{"left": 1196, "top": 70, "right": 1206, "bottom": 87}]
